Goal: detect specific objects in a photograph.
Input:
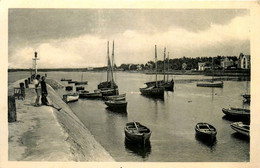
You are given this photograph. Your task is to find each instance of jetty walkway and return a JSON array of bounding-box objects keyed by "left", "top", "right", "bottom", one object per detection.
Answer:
[{"left": 8, "top": 79, "right": 114, "bottom": 161}]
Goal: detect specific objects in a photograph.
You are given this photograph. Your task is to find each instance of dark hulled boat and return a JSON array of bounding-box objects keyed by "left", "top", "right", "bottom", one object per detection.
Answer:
[
  {"left": 124, "top": 122, "right": 151, "bottom": 145},
  {"left": 103, "top": 93, "right": 126, "bottom": 101},
  {"left": 195, "top": 123, "right": 217, "bottom": 140},
  {"left": 140, "top": 45, "right": 165, "bottom": 98},
  {"left": 222, "top": 107, "right": 250, "bottom": 120},
  {"left": 197, "top": 81, "right": 224, "bottom": 88},
  {"left": 98, "top": 41, "right": 119, "bottom": 97},
  {"left": 105, "top": 100, "right": 127, "bottom": 112},
  {"left": 79, "top": 90, "right": 102, "bottom": 99}
]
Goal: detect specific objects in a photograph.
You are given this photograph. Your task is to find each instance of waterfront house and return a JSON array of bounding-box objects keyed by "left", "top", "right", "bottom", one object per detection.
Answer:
[
  {"left": 221, "top": 57, "right": 234, "bottom": 69},
  {"left": 198, "top": 62, "right": 206, "bottom": 71},
  {"left": 238, "top": 53, "right": 251, "bottom": 69}
]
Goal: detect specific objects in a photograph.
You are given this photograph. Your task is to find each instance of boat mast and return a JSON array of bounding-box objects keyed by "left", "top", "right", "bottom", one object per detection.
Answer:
[
  {"left": 111, "top": 40, "right": 115, "bottom": 88},
  {"left": 212, "top": 57, "right": 214, "bottom": 82},
  {"left": 107, "top": 41, "right": 109, "bottom": 83},
  {"left": 155, "top": 45, "right": 158, "bottom": 87},
  {"left": 163, "top": 47, "right": 166, "bottom": 82},
  {"left": 167, "top": 52, "right": 169, "bottom": 82}
]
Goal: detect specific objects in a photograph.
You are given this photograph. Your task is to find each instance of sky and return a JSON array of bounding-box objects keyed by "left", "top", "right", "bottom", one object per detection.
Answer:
[{"left": 8, "top": 9, "right": 250, "bottom": 68}]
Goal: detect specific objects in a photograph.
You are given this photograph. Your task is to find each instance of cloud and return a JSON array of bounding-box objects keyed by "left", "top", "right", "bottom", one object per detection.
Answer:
[{"left": 8, "top": 15, "right": 250, "bottom": 68}]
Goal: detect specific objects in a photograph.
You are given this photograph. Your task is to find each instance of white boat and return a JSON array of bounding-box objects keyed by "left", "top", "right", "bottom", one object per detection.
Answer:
[
  {"left": 63, "top": 93, "right": 79, "bottom": 103},
  {"left": 230, "top": 122, "right": 250, "bottom": 137}
]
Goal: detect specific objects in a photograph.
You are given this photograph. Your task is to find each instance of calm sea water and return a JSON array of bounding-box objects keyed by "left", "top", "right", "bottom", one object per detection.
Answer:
[{"left": 8, "top": 71, "right": 250, "bottom": 162}]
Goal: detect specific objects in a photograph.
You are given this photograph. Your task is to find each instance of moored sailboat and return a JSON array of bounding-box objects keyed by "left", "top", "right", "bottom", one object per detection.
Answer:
[
  {"left": 98, "top": 41, "right": 119, "bottom": 96},
  {"left": 140, "top": 45, "right": 164, "bottom": 98},
  {"left": 197, "top": 58, "right": 224, "bottom": 88}
]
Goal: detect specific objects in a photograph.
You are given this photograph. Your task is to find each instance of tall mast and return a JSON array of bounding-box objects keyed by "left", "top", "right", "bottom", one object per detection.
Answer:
[
  {"left": 212, "top": 57, "right": 214, "bottom": 82},
  {"left": 167, "top": 52, "right": 169, "bottom": 82},
  {"left": 155, "top": 45, "right": 158, "bottom": 87},
  {"left": 163, "top": 47, "right": 166, "bottom": 82},
  {"left": 107, "top": 41, "right": 109, "bottom": 82},
  {"left": 111, "top": 40, "right": 115, "bottom": 88}
]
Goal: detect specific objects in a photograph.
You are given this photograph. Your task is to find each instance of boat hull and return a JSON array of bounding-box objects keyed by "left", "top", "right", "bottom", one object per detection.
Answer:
[
  {"left": 79, "top": 92, "right": 102, "bottom": 98},
  {"left": 139, "top": 86, "right": 164, "bottom": 98},
  {"left": 195, "top": 123, "right": 217, "bottom": 140},
  {"left": 103, "top": 93, "right": 126, "bottom": 101},
  {"left": 230, "top": 122, "right": 250, "bottom": 136},
  {"left": 101, "top": 88, "right": 119, "bottom": 97},
  {"left": 63, "top": 93, "right": 79, "bottom": 103},
  {"left": 75, "top": 81, "right": 88, "bottom": 85},
  {"left": 124, "top": 122, "right": 151, "bottom": 144},
  {"left": 222, "top": 108, "right": 250, "bottom": 120},
  {"left": 105, "top": 100, "right": 127, "bottom": 112},
  {"left": 145, "top": 80, "right": 174, "bottom": 91},
  {"left": 197, "top": 81, "right": 223, "bottom": 88}
]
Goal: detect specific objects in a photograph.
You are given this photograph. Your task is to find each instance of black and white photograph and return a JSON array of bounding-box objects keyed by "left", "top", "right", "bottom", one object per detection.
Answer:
[{"left": 1, "top": 1, "right": 260, "bottom": 168}]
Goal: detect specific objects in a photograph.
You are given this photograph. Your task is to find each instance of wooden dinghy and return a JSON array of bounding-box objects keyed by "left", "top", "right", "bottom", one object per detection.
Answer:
[
  {"left": 230, "top": 122, "right": 250, "bottom": 137},
  {"left": 195, "top": 123, "right": 217, "bottom": 140},
  {"left": 79, "top": 90, "right": 102, "bottom": 99},
  {"left": 124, "top": 122, "right": 151, "bottom": 145},
  {"left": 197, "top": 81, "right": 223, "bottom": 88},
  {"left": 105, "top": 100, "right": 127, "bottom": 112},
  {"left": 63, "top": 93, "right": 79, "bottom": 103}
]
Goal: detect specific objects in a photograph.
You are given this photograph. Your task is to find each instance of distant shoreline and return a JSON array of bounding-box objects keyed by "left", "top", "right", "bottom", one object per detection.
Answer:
[{"left": 8, "top": 68, "right": 250, "bottom": 77}]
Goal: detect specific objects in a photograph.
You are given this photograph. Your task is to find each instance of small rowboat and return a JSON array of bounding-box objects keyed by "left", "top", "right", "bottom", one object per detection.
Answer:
[
  {"left": 79, "top": 90, "right": 102, "bottom": 99},
  {"left": 104, "top": 93, "right": 126, "bottom": 101},
  {"left": 105, "top": 100, "right": 127, "bottom": 112},
  {"left": 75, "top": 81, "right": 88, "bottom": 85},
  {"left": 124, "top": 122, "right": 151, "bottom": 145},
  {"left": 230, "top": 122, "right": 250, "bottom": 137},
  {"left": 222, "top": 107, "right": 250, "bottom": 120},
  {"left": 63, "top": 93, "right": 79, "bottom": 103},
  {"left": 139, "top": 86, "right": 164, "bottom": 98},
  {"left": 195, "top": 123, "right": 217, "bottom": 140},
  {"left": 61, "top": 78, "right": 72, "bottom": 81},
  {"left": 196, "top": 81, "right": 223, "bottom": 88}
]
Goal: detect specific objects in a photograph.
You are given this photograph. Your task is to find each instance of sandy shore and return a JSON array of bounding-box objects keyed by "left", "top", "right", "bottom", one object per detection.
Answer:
[{"left": 8, "top": 79, "right": 114, "bottom": 161}]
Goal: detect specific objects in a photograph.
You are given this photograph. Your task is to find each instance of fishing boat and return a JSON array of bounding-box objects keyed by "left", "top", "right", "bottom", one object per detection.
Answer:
[
  {"left": 68, "top": 81, "right": 77, "bottom": 84},
  {"left": 79, "top": 90, "right": 102, "bottom": 99},
  {"left": 63, "top": 93, "right": 79, "bottom": 103},
  {"left": 97, "top": 41, "right": 119, "bottom": 96},
  {"left": 222, "top": 107, "right": 250, "bottom": 120},
  {"left": 197, "top": 58, "right": 224, "bottom": 88},
  {"left": 103, "top": 93, "right": 126, "bottom": 101},
  {"left": 74, "top": 74, "right": 88, "bottom": 85},
  {"left": 145, "top": 48, "right": 174, "bottom": 91},
  {"left": 65, "top": 86, "right": 73, "bottom": 91},
  {"left": 230, "top": 122, "right": 250, "bottom": 137},
  {"left": 61, "top": 78, "right": 72, "bottom": 82},
  {"left": 76, "top": 86, "right": 84, "bottom": 91},
  {"left": 105, "top": 100, "right": 127, "bottom": 112},
  {"left": 195, "top": 123, "right": 217, "bottom": 140},
  {"left": 140, "top": 45, "right": 164, "bottom": 98},
  {"left": 124, "top": 122, "right": 152, "bottom": 145}
]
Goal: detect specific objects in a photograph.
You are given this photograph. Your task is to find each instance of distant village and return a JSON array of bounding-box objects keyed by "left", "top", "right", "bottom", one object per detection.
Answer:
[
  {"left": 8, "top": 53, "right": 250, "bottom": 73},
  {"left": 115, "top": 53, "right": 250, "bottom": 72}
]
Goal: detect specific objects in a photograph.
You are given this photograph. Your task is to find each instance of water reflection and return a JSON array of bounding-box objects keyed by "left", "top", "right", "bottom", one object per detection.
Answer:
[
  {"left": 222, "top": 115, "right": 250, "bottom": 123},
  {"left": 140, "top": 94, "right": 165, "bottom": 102},
  {"left": 231, "top": 132, "right": 250, "bottom": 142},
  {"left": 105, "top": 108, "right": 128, "bottom": 117},
  {"left": 195, "top": 134, "right": 217, "bottom": 151},
  {"left": 124, "top": 138, "right": 152, "bottom": 159}
]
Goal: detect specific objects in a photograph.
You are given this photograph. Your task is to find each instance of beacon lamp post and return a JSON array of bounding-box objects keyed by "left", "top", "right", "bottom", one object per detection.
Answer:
[{"left": 32, "top": 52, "right": 40, "bottom": 75}]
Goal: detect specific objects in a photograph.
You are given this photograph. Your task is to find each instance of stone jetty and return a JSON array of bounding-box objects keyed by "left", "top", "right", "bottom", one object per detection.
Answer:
[{"left": 8, "top": 78, "right": 114, "bottom": 161}]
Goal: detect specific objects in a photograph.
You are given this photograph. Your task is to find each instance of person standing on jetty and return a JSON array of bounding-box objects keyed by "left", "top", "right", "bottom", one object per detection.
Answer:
[
  {"left": 40, "top": 76, "right": 62, "bottom": 111},
  {"left": 41, "top": 76, "right": 49, "bottom": 105},
  {"left": 33, "top": 74, "right": 41, "bottom": 107}
]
